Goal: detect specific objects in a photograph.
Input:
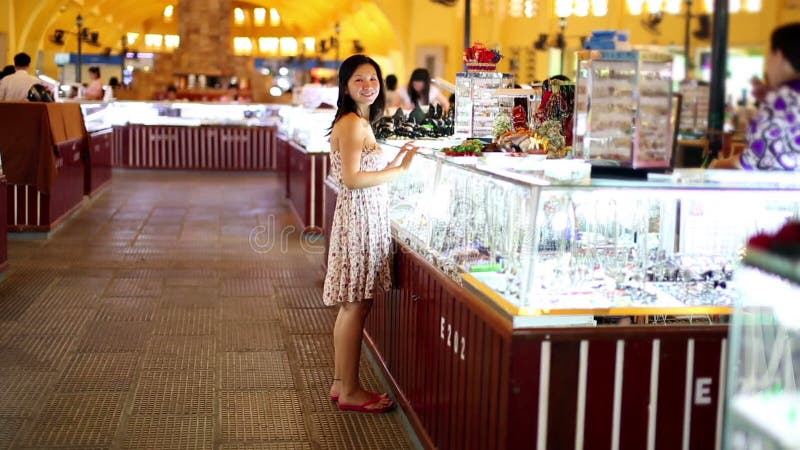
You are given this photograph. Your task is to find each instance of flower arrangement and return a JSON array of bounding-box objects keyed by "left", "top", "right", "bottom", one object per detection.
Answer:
[{"left": 464, "top": 42, "right": 502, "bottom": 71}]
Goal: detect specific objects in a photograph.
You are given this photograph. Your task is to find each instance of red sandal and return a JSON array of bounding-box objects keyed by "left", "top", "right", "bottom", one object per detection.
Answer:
[
  {"left": 337, "top": 396, "right": 394, "bottom": 414},
  {"left": 330, "top": 392, "right": 388, "bottom": 403}
]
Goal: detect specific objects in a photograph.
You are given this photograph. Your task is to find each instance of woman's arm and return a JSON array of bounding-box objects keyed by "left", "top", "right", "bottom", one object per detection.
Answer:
[
  {"left": 385, "top": 141, "right": 416, "bottom": 168},
  {"left": 337, "top": 115, "right": 417, "bottom": 189}
]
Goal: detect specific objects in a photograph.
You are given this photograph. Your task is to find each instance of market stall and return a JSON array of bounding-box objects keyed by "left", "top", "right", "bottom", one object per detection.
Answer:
[
  {"left": 322, "top": 142, "right": 800, "bottom": 449},
  {"left": 82, "top": 102, "right": 281, "bottom": 171},
  {"left": 0, "top": 102, "right": 87, "bottom": 233}
]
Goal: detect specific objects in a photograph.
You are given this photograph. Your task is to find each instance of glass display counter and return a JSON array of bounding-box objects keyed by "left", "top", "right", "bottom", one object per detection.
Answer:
[
  {"left": 276, "top": 107, "right": 335, "bottom": 231},
  {"left": 348, "top": 143, "right": 800, "bottom": 450},
  {"left": 725, "top": 252, "right": 800, "bottom": 449},
  {"left": 388, "top": 145, "right": 800, "bottom": 326},
  {"left": 78, "top": 101, "right": 282, "bottom": 171}
]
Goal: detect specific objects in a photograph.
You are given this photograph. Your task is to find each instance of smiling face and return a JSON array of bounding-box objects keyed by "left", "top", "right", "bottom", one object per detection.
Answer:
[{"left": 346, "top": 63, "right": 380, "bottom": 106}]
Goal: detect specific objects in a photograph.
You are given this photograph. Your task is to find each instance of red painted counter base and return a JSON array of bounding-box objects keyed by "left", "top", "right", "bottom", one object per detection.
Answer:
[
  {"left": 0, "top": 175, "right": 8, "bottom": 278},
  {"left": 6, "top": 138, "right": 85, "bottom": 233},
  {"left": 85, "top": 128, "right": 113, "bottom": 196},
  {"left": 365, "top": 240, "right": 729, "bottom": 450},
  {"left": 286, "top": 140, "right": 328, "bottom": 233},
  {"left": 112, "top": 125, "right": 277, "bottom": 170}
]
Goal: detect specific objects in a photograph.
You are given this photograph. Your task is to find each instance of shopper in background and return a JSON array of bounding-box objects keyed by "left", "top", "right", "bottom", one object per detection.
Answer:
[
  {"left": 399, "top": 67, "right": 450, "bottom": 110},
  {"left": 384, "top": 74, "right": 402, "bottom": 113},
  {"left": 0, "top": 53, "right": 42, "bottom": 101},
  {"left": 83, "top": 66, "right": 104, "bottom": 100},
  {"left": 324, "top": 54, "right": 417, "bottom": 414},
  {"left": 710, "top": 22, "right": 800, "bottom": 170},
  {"left": 0, "top": 65, "right": 15, "bottom": 82}
]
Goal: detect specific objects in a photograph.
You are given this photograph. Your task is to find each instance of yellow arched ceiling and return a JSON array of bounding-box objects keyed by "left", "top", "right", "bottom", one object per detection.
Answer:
[{"left": 1, "top": 0, "right": 403, "bottom": 67}]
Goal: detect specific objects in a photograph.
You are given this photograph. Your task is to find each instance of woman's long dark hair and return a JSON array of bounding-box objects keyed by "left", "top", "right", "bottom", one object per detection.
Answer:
[
  {"left": 407, "top": 68, "right": 431, "bottom": 107},
  {"left": 329, "top": 54, "right": 386, "bottom": 133}
]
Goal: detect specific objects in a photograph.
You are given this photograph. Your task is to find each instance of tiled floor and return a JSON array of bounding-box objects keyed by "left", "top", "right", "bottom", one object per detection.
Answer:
[{"left": 0, "top": 170, "right": 415, "bottom": 449}]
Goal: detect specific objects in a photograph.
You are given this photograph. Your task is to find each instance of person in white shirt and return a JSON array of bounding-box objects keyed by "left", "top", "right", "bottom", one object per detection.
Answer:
[
  {"left": 0, "top": 53, "right": 42, "bottom": 101},
  {"left": 398, "top": 68, "right": 450, "bottom": 111},
  {"left": 83, "top": 66, "right": 104, "bottom": 100}
]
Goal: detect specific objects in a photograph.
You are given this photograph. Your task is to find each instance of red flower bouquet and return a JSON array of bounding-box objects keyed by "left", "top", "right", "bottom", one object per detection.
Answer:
[{"left": 464, "top": 42, "right": 503, "bottom": 72}]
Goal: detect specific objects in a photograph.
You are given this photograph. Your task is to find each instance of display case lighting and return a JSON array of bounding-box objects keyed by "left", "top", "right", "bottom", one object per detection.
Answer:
[
  {"left": 573, "top": 0, "right": 590, "bottom": 16},
  {"left": 234, "top": 7, "right": 246, "bottom": 25},
  {"left": 646, "top": 0, "right": 662, "bottom": 13},
  {"left": 126, "top": 32, "right": 139, "bottom": 45},
  {"left": 592, "top": 0, "right": 608, "bottom": 15},
  {"left": 233, "top": 37, "right": 253, "bottom": 55},
  {"left": 627, "top": 0, "right": 645, "bottom": 14},
  {"left": 303, "top": 37, "right": 316, "bottom": 53},
  {"left": 163, "top": 5, "right": 174, "bottom": 21},
  {"left": 259, "top": 37, "right": 280, "bottom": 55},
  {"left": 664, "top": 0, "right": 681, "bottom": 14},
  {"left": 744, "top": 0, "right": 760, "bottom": 12},
  {"left": 144, "top": 34, "right": 163, "bottom": 48},
  {"left": 270, "top": 8, "right": 280, "bottom": 27},
  {"left": 703, "top": 0, "right": 759, "bottom": 12},
  {"left": 280, "top": 37, "right": 297, "bottom": 56},
  {"left": 554, "top": 0, "right": 606, "bottom": 17},
  {"left": 164, "top": 34, "right": 180, "bottom": 49},
  {"left": 254, "top": 8, "right": 266, "bottom": 26}
]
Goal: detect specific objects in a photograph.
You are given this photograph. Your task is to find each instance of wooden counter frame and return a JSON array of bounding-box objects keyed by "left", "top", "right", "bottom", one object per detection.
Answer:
[{"left": 365, "top": 239, "right": 729, "bottom": 450}]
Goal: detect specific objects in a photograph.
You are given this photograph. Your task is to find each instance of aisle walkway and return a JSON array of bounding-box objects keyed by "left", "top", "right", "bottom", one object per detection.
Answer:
[{"left": 0, "top": 170, "right": 414, "bottom": 449}]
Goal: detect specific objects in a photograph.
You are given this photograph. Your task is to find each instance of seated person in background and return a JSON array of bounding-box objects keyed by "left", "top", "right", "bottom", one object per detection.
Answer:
[
  {"left": 219, "top": 83, "right": 240, "bottom": 102},
  {"left": 165, "top": 85, "right": 179, "bottom": 101},
  {"left": 0, "top": 65, "right": 15, "bottom": 82},
  {"left": 0, "top": 52, "right": 43, "bottom": 101},
  {"left": 384, "top": 74, "right": 402, "bottom": 112},
  {"left": 710, "top": 22, "right": 800, "bottom": 170},
  {"left": 83, "top": 66, "right": 104, "bottom": 100}
]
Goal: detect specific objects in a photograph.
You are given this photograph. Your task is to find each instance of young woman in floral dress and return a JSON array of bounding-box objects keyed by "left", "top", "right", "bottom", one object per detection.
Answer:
[{"left": 323, "top": 54, "right": 418, "bottom": 413}]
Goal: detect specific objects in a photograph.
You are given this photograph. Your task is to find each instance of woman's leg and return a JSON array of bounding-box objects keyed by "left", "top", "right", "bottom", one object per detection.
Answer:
[
  {"left": 329, "top": 306, "right": 344, "bottom": 399},
  {"left": 333, "top": 301, "right": 391, "bottom": 409}
]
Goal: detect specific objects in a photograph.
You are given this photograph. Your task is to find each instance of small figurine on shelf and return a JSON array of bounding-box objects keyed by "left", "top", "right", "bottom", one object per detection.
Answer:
[
  {"left": 511, "top": 105, "right": 528, "bottom": 130},
  {"left": 464, "top": 42, "right": 503, "bottom": 72}
]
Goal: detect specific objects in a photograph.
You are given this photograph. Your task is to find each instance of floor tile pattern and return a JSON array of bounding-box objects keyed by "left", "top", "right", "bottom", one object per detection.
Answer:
[{"left": 0, "top": 170, "right": 414, "bottom": 449}]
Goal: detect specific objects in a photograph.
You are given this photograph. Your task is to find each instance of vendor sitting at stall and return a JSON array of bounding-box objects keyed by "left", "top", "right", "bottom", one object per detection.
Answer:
[
  {"left": 710, "top": 22, "right": 800, "bottom": 171},
  {"left": 0, "top": 53, "right": 43, "bottom": 101}
]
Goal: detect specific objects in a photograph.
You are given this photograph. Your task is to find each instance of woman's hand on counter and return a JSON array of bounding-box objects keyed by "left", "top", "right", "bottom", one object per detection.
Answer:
[
  {"left": 400, "top": 144, "right": 419, "bottom": 171},
  {"left": 387, "top": 141, "right": 416, "bottom": 168},
  {"left": 708, "top": 155, "right": 742, "bottom": 169}
]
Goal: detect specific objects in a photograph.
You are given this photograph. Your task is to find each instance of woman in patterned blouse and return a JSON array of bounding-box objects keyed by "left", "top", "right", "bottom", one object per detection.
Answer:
[{"left": 711, "top": 23, "right": 800, "bottom": 170}]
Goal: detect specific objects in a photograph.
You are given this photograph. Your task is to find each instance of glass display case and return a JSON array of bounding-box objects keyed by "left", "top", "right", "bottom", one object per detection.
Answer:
[
  {"left": 725, "top": 254, "right": 800, "bottom": 449},
  {"left": 277, "top": 106, "right": 335, "bottom": 152},
  {"left": 573, "top": 50, "right": 674, "bottom": 169},
  {"left": 79, "top": 101, "right": 281, "bottom": 128},
  {"left": 454, "top": 72, "right": 515, "bottom": 139},
  {"left": 388, "top": 148, "right": 800, "bottom": 323}
]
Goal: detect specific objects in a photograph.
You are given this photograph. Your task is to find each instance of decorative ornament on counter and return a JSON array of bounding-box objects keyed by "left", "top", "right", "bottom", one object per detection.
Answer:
[
  {"left": 493, "top": 112, "right": 513, "bottom": 140},
  {"left": 464, "top": 42, "right": 503, "bottom": 72},
  {"left": 747, "top": 221, "right": 800, "bottom": 258}
]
